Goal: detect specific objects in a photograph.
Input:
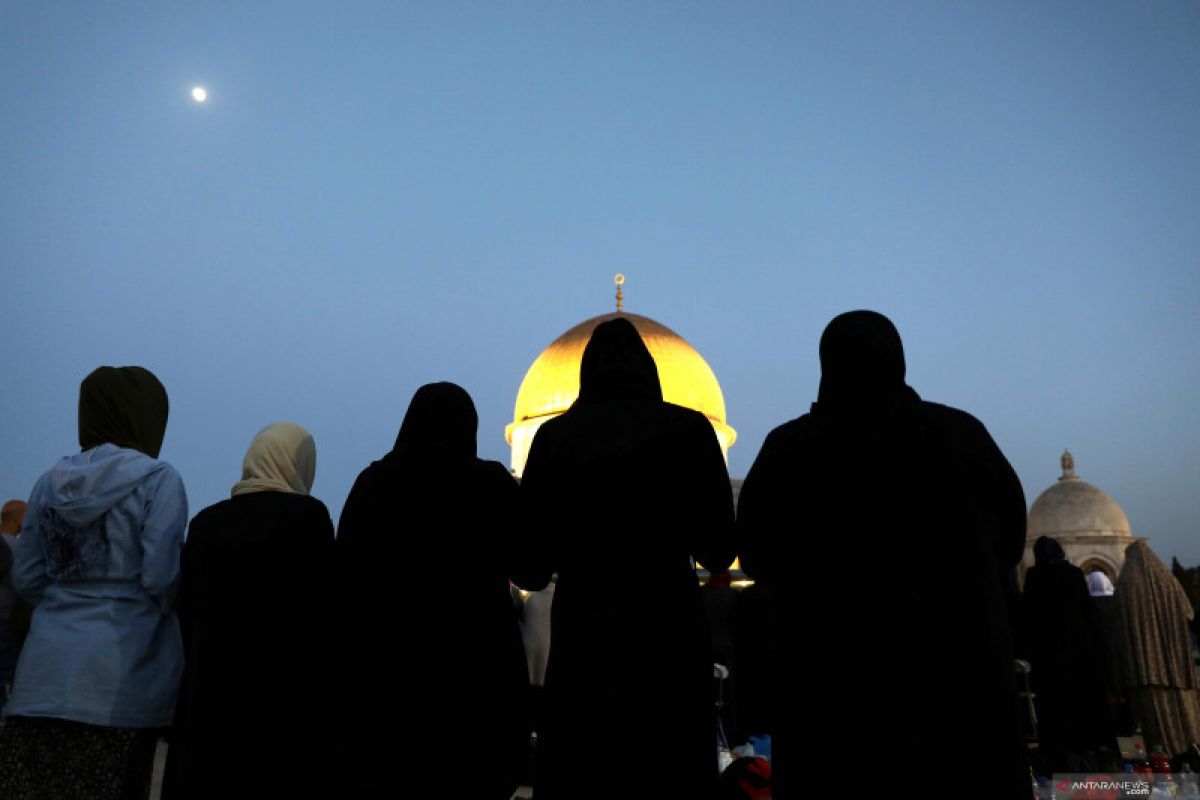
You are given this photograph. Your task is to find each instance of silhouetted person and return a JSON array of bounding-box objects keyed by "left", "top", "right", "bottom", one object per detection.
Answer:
[
  {"left": 737, "top": 310, "right": 1028, "bottom": 799},
  {"left": 519, "top": 317, "right": 736, "bottom": 800},
  {"left": 0, "top": 366, "right": 187, "bottom": 800},
  {"left": 1018, "top": 536, "right": 1116, "bottom": 772},
  {"left": 163, "top": 422, "right": 336, "bottom": 799},
  {"left": 1, "top": 499, "right": 27, "bottom": 718},
  {"left": 1115, "top": 540, "right": 1200, "bottom": 755},
  {"left": 337, "top": 382, "right": 528, "bottom": 799},
  {"left": 1088, "top": 570, "right": 1134, "bottom": 735}
]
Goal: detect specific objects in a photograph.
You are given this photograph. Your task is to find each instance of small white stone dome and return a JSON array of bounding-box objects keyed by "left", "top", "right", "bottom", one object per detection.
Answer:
[{"left": 1027, "top": 451, "right": 1131, "bottom": 539}]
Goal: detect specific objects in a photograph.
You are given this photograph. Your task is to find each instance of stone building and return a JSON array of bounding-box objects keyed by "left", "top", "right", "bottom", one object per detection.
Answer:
[{"left": 1021, "top": 450, "right": 1141, "bottom": 584}]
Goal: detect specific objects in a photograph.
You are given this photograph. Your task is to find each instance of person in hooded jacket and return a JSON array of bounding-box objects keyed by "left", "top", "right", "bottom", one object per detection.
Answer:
[
  {"left": 336, "top": 382, "right": 528, "bottom": 799},
  {"left": 0, "top": 366, "right": 187, "bottom": 800},
  {"left": 162, "top": 422, "right": 335, "bottom": 799},
  {"left": 737, "top": 311, "right": 1028, "bottom": 799},
  {"left": 518, "top": 317, "right": 736, "bottom": 800}
]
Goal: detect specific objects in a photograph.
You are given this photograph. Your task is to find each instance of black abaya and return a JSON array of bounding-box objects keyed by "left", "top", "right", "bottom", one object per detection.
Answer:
[
  {"left": 1019, "top": 537, "right": 1117, "bottom": 771},
  {"left": 737, "top": 310, "right": 1029, "bottom": 799},
  {"left": 164, "top": 491, "right": 336, "bottom": 799},
  {"left": 519, "top": 317, "right": 736, "bottom": 800},
  {"left": 336, "top": 382, "right": 529, "bottom": 799}
]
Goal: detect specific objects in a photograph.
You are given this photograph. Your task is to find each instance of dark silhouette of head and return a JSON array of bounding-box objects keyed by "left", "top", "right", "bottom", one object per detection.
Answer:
[
  {"left": 390, "top": 382, "right": 478, "bottom": 462},
  {"left": 1033, "top": 535, "right": 1067, "bottom": 567},
  {"left": 817, "top": 310, "right": 907, "bottom": 412},
  {"left": 78, "top": 366, "right": 169, "bottom": 458},
  {"left": 578, "top": 317, "right": 662, "bottom": 404}
]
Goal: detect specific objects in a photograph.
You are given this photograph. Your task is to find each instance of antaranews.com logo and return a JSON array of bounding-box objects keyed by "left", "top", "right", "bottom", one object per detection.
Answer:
[{"left": 1053, "top": 773, "right": 1154, "bottom": 799}]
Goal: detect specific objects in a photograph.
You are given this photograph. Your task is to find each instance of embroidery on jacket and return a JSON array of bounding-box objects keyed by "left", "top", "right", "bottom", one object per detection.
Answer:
[{"left": 41, "top": 506, "right": 110, "bottom": 580}]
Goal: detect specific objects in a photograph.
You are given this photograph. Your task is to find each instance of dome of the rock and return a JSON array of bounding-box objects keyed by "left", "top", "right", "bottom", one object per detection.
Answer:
[{"left": 506, "top": 311, "right": 735, "bottom": 477}]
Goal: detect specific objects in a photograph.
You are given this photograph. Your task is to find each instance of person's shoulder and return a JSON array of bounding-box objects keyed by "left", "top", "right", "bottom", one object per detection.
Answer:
[
  {"left": 263, "top": 490, "right": 334, "bottom": 526},
  {"left": 760, "top": 412, "right": 819, "bottom": 451},
  {"left": 185, "top": 497, "right": 236, "bottom": 546},
  {"left": 525, "top": 411, "right": 572, "bottom": 457},
  {"left": 153, "top": 456, "right": 182, "bottom": 476},
  {"left": 474, "top": 458, "right": 518, "bottom": 485},
  {"left": 139, "top": 456, "right": 186, "bottom": 494},
  {"left": 533, "top": 410, "right": 571, "bottom": 438},
  {"left": 910, "top": 400, "right": 1014, "bottom": 476},
  {"left": 259, "top": 490, "right": 331, "bottom": 517},
  {"left": 661, "top": 402, "right": 731, "bottom": 449},
  {"left": 26, "top": 469, "right": 53, "bottom": 502},
  {"left": 914, "top": 399, "right": 989, "bottom": 435},
  {"left": 292, "top": 493, "right": 334, "bottom": 539},
  {"left": 190, "top": 496, "right": 234, "bottom": 525},
  {"left": 662, "top": 401, "right": 711, "bottom": 427},
  {"left": 355, "top": 458, "right": 389, "bottom": 481},
  {"left": 345, "top": 459, "right": 390, "bottom": 496},
  {"left": 299, "top": 492, "right": 331, "bottom": 513}
]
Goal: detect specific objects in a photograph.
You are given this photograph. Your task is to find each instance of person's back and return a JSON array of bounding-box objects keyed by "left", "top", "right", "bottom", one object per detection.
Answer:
[
  {"left": 1087, "top": 570, "right": 1133, "bottom": 734},
  {"left": 1018, "top": 537, "right": 1116, "bottom": 771},
  {"left": 337, "top": 383, "right": 528, "bottom": 800},
  {"left": 164, "top": 422, "right": 335, "bottom": 799},
  {"left": 0, "top": 366, "right": 187, "bottom": 800},
  {"left": 1114, "top": 540, "right": 1200, "bottom": 755},
  {"left": 520, "top": 317, "right": 736, "bottom": 800},
  {"left": 737, "top": 311, "right": 1028, "bottom": 799}
]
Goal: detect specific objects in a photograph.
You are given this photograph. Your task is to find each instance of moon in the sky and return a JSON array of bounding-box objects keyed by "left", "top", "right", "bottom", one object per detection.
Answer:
[{"left": 191, "top": 86, "right": 208, "bottom": 103}]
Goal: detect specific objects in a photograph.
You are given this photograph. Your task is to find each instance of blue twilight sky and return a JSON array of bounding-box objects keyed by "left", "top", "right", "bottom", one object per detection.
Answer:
[{"left": 2, "top": 2, "right": 1198, "bottom": 563}]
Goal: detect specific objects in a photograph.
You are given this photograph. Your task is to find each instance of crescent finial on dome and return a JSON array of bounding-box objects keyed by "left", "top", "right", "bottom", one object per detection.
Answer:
[
  {"left": 614, "top": 273, "right": 625, "bottom": 313},
  {"left": 1060, "top": 449, "right": 1078, "bottom": 481}
]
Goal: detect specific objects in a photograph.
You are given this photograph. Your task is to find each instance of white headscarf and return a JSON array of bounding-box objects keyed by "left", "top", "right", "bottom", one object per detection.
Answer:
[
  {"left": 1087, "top": 570, "right": 1115, "bottom": 597},
  {"left": 231, "top": 422, "right": 316, "bottom": 497}
]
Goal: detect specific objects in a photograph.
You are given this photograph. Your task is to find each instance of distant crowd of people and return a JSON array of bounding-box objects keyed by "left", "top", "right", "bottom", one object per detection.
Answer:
[{"left": 0, "top": 311, "right": 1196, "bottom": 800}]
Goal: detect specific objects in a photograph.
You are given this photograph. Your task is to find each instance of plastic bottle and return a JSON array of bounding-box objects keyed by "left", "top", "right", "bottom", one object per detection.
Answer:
[
  {"left": 746, "top": 734, "right": 771, "bottom": 764},
  {"left": 1179, "top": 763, "right": 1200, "bottom": 800},
  {"left": 1130, "top": 763, "right": 1154, "bottom": 799},
  {"left": 1135, "top": 741, "right": 1151, "bottom": 769},
  {"left": 1152, "top": 744, "right": 1174, "bottom": 776},
  {"left": 1149, "top": 777, "right": 1177, "bottom": 799},
  {"left": 1149, "top": 745, "right": 1178, "bottom": 799}
]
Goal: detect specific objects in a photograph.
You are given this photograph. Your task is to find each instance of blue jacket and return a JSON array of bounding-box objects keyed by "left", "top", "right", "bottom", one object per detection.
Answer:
[{"left": 5, "top": 443, "right": 187, "bottom": 728}]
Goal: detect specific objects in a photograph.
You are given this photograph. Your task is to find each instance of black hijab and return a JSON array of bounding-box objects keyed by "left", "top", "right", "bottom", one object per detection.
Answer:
[
  {"left": 1034, "top": 535, "right": 1067, "bottom": 567},
  {"left": 78, "top": 366, "right": 169, "bottom": 459},
  {"left": 815, "top": 310, "right": 910, "bottom": 417},
  {"left": 578, "top": 317, "right": 663, "bottom": 405},
  {"left": 385, "top": 382, "right": 478, "bottom": 463}
]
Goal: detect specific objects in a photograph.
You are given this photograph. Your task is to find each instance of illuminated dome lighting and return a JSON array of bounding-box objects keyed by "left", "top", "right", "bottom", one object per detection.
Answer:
[{"left": 506, "top": 310, "right": 736, "bottom": 477}]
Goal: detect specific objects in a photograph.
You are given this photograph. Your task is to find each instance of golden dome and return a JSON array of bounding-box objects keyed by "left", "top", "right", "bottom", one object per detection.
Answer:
[{"left": 506, "top": 311, "right": 736, "bottom": 476}]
